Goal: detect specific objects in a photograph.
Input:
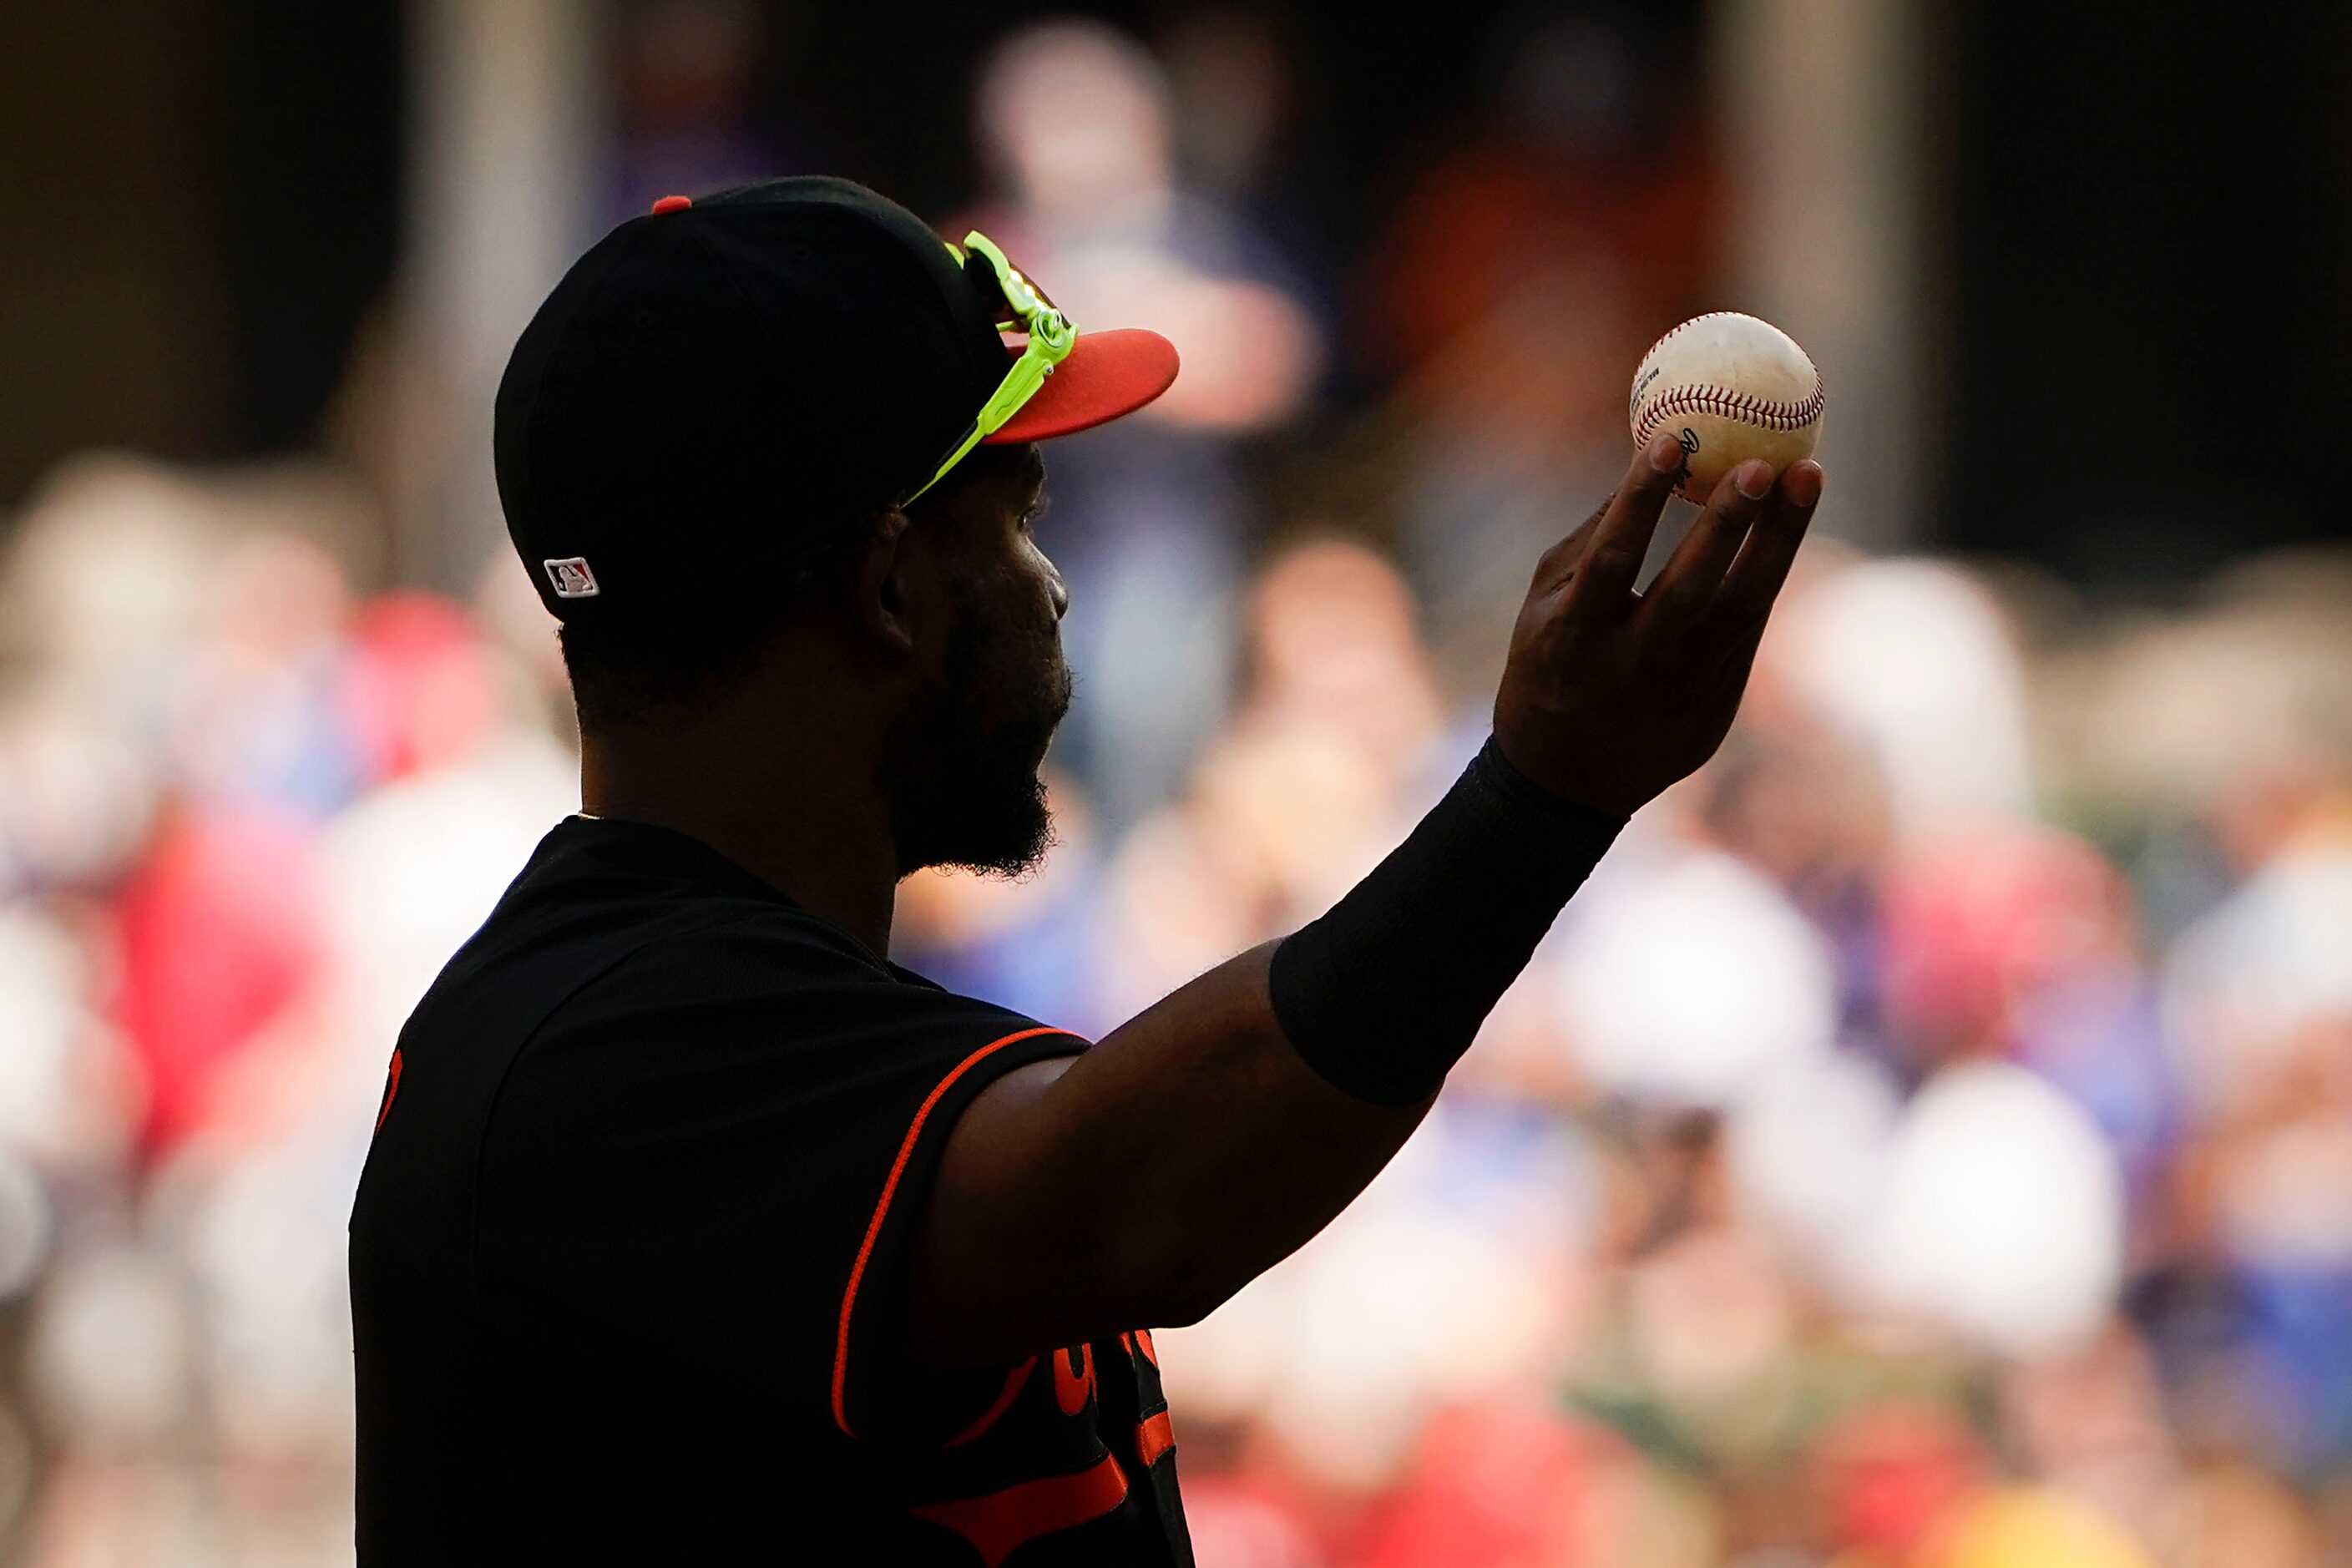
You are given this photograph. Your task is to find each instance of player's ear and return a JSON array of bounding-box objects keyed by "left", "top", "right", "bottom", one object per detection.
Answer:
[{"left": 845, "top": 505, "right": 919, "bottom": 663}]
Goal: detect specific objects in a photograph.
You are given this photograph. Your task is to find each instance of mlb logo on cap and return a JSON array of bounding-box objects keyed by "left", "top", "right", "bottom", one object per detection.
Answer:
[{"left": 544, "top": 557, "right": 600, "bottom": 599}]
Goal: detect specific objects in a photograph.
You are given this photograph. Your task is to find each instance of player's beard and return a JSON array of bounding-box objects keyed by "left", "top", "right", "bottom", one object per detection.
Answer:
[{"left": 884, "top": 574, "right": 1072, "bottom": 880}]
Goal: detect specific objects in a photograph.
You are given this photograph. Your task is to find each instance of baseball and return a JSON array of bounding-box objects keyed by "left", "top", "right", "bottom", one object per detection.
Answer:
[{"left": 1628, "top": 312, "right": 1824, "bottom": 503}]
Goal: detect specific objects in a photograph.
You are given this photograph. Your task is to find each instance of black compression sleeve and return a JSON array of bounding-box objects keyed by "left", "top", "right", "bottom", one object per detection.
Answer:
[{"left": 1266, "top": 737, "right": 1626, "bottom": 1107}]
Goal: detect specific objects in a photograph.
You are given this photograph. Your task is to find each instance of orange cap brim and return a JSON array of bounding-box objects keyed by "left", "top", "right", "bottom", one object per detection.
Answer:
[{"left": 981, "top": 327, "right": 1180, "bottom": 445}]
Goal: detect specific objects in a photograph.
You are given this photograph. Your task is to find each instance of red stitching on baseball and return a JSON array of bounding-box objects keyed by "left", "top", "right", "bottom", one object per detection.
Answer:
[
  {"left": 1635, "top": 381, "right": 1823, "bottom": 444},
  {"left": 1631, "top": 311, "right": 1824, "bottom": 446}
]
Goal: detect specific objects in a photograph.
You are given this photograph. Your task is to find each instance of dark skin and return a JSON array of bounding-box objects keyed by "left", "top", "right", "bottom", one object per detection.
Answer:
[
  {"left": 581, "top": 447, "right": 1070, "bottom": 957},
  {"left": 582, "top": 432, "right": 1823, "bottom": 1370}
]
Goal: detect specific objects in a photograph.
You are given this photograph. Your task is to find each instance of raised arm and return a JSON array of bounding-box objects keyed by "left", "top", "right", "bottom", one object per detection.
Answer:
[{"left": 891, "top": 436, "right": 1824, "bottom": 1368}]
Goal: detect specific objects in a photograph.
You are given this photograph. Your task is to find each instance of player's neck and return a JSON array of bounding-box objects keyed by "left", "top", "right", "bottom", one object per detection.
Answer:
[{"left": 579, "top": 716, "right": 901, "bottom": 959}]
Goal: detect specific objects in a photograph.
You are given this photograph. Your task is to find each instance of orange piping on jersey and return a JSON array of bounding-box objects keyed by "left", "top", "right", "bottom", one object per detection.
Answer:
[
  {"left": 1136, "top": 1409, "right": 1176, "bottom": 1469},
  {"left": 946, "top": 1356, "right": 1037, "bottom": 1449},
  {"left": 1123, "top": 1327, "right": 1158, "bottom": 1367},
  {"left": 374, "top": 1048, "right": 403, "bottom": 1132},
  {"left": 831, "top": 1026, "right": 1082, "bottom": 1439},
  {"left": 909, "top": 1452, "right": 1130, "bottom": 1567}
]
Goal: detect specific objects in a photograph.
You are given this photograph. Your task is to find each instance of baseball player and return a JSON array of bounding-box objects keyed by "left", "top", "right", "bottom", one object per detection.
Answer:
[{"left": 349, "top": 177, "right": 1823, "bottom": 1565}]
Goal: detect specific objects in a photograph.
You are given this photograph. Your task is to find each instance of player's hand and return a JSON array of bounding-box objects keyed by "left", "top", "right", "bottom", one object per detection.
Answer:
[{"left": 1493, "top": 433, "right": 1823, "bottom": 816}]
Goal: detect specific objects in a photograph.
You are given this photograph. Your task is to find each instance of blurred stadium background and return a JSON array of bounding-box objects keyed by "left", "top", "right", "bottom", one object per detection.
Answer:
[{"left": 4, "top": 2, "right": 2352, "bottom": 1563}]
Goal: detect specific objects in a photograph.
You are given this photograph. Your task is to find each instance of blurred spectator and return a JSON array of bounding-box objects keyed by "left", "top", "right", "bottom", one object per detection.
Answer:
[
  {"left": 966, "top": 18, "right": 1324, "bottom": 830},
  {"left": 603, "top": 0, "right": 797, "bottom": 224},
  {"left": 1806, "top": 1403, "right": 1987, "bottom": 1564},
  {"left": 1550, "top": 845, "right": 1838, "bottom": 1109},
  {"left": 109, "top": 802, "right": 322, "bottom": 1162},
  {"left": 1774, "top": 560, "right": 2036, "bottom": 844},
  {"left": 1362, "top": 12, "right": 1722, "bottom": 700},
  {"left": 1855, "top": 1059, "right": 2125, "bottom": 1358},
  {"left": 1916, "top": 1486, "right": 2154, "bottom": 1568}
]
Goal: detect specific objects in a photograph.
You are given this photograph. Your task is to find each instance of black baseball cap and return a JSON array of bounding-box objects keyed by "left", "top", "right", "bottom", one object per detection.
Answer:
[{"left": 494, "top": 176, "right": 1180, "bottom": 622}]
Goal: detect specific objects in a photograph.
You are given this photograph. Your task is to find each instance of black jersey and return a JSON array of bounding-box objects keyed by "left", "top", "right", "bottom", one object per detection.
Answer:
[{"left": 349, "top": 816, "right": 1191, "bottom": 1565}]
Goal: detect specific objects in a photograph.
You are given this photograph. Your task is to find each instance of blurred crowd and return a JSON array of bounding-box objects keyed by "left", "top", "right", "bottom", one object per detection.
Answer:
[{"left": 1, "top": 7, "right": 2349, "bottom": 1566}]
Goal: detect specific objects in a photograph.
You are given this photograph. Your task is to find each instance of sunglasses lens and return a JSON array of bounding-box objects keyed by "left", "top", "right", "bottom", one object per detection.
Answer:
[
  {"left": 961, "top": 250, "right": 1018, "bottom": 327},
  {"left": 964, "top": 233, "right": 1060, "bottom": 325},
  {"left": 1009, "top": 265, "right": 1056, "bottom": 314}
]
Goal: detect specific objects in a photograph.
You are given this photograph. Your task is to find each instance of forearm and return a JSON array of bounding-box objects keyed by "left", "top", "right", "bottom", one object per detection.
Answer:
[{"left": 1057, "top": 741, "right": 1623, "bottom": 1318}]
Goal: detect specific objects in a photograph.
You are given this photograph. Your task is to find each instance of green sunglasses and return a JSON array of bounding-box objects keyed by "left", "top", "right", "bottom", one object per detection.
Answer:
[{"left": 901, "top": 231, "right": 1077, "bottom": 505}]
